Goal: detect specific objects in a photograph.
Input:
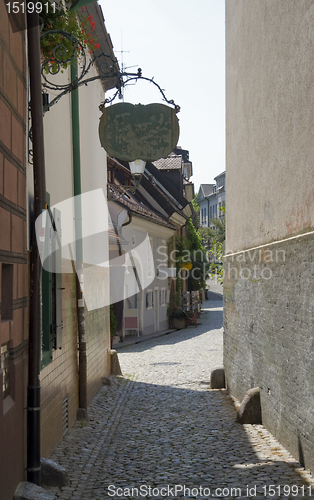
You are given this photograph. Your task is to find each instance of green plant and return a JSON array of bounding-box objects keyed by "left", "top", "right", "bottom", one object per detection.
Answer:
[
  {"left": 208, "top": 240, "right": 224, "bottom": 283},
  {"left": 167, "top": 307, "right": 186, "bottom": 319},
  {"left": 110, "top": 304, "right": 117, "bottom": 337},
  {"left": 191, "top": 193, "right": 200, "bottom": 229},
  {"left": 175, "top": 218, "right": 208, "bottom": 291},
  {"left": 40, "top": 1, "right": 100, "bottom": 73}
]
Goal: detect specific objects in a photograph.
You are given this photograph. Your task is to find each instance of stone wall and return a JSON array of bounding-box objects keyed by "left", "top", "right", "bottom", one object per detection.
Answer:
[
  {"left": 225, "top": 0, "right": 314, "bottom": 474},
  {"left": 224, "top": 231, "right": 314, "bottom": 471}
]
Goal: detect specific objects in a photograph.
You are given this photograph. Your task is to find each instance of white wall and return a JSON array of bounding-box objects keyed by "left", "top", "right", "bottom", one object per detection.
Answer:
[{"left": 43, "top": 70, "right": 73, "bottom": 206}]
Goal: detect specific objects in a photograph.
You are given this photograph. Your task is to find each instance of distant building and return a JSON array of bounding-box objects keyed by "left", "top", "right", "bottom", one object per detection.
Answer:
[
  {"left": 197, "top": 171, "right": 225, "bottom": 228},
  {"left": 107, "top": 156, "right": 191, "bottom": 339},
  {"left": 153, "top": 147, "right": 194, "bottom": 202}
]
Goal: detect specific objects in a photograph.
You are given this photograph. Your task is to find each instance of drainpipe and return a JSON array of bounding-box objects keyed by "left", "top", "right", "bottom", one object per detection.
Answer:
[
  {"left": 71, "top": 60, "right": 87, "bottom": 414},
  {"left": 27, "top": 13, "right": 46, "bottom": 485},
  {"left": 112, "top": 211, "right": 132, "bottom": 341}
]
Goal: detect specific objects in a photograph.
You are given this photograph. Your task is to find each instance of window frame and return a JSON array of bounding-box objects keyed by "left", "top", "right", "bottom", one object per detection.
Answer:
[{"left": 41, "top": 193, "right": 63, "bottom": 369}]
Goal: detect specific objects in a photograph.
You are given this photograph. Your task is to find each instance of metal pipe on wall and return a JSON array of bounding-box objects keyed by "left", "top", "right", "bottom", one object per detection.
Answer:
[
  {"left": 27, "top": 11, "right": 47, "bottom": 485},
  {"left": 71, "top": 60, "right": 87, "bottom": 413}
]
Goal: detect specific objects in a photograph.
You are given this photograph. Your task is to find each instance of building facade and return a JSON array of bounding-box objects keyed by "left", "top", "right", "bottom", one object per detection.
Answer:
[
  {"left": 39, "top": 3, "right": 115, "bottom": 458},
  {"left": 1, "top": 3, "right": 119, "bottom": 494},
  {"left": 107, "top": 157, "right": 190, "bottom": 339},
  {"left": 224, "top": 0, "right": 314, "bottom": 472},
  {"left": 0, "top": 3, "right": 28, "bottom": 498},
  {"left": 197, "top": 171, "right": 225, "bottom": 228}
]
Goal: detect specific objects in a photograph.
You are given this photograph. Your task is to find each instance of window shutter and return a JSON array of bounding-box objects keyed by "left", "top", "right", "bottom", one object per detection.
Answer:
[{"left": 53, "top": 208, "right": 63, "bottom": 349}]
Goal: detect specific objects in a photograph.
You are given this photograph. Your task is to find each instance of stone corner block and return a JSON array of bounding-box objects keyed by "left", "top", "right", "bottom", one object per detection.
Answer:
[
  {"left": 111, "top": 349, "right": 122, "bottom": 376},
  {"left": 40, "top": 458, "right": 70, "bottom": 488},
  {"left": 14, "top": 481, "right": 56, "bottom": 500},
  {"left": 236, "top": 387, "right": 262, "bottom": 424},
  {"left": 76, "top": 408, "right": 88, "bottom": 421},
  {"left": 210, "top": 367, "right": 225, "bottom": 389},
  {"left": 102, "top": 376, "right": 112, "bottom": 386}
]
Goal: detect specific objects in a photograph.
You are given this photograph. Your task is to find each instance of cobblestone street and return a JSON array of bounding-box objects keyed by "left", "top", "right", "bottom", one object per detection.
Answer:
[{"left": 52, "top": 296, "right": 314, "bottom": 500}]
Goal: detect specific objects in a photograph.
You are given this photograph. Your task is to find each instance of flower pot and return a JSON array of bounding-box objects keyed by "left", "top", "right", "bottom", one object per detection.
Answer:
[{"left": 172, "top": 317, "right": 186, "bottom": 330}]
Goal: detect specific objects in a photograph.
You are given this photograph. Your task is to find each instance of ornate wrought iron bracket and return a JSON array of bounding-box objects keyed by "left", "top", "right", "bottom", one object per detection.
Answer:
[{"left": 39, "top": 29, "right": 180, "bottom": 114}]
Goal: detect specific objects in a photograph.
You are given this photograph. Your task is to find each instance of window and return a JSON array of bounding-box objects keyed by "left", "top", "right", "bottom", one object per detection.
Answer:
[
  {"left": 201, "top": 208, "right": 207, "bottom": 226},
  {"left": 160, "top": 288, "right": 166, "bottom": 306},
  {"left": 146, "top": 290, "right": 153, "bottom": 308},
  {"left": 1, "top": 344, "right": 10, "bottom": 399},
  {"left": 1, "top": 264, "right": 13, "bottom": 322},
  {"left": 41, "top": 193, "right": 63, "bottom": 368}
]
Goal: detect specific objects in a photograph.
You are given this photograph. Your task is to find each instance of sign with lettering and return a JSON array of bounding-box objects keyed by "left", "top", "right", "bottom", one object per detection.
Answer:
[{"left": 99, "top": 102, "right": 180, "bottom": 162}]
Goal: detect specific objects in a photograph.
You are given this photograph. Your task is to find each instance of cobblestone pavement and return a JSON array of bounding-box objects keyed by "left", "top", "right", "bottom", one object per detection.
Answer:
[{"left": 52, "top": 298, "right": 314, "bottom": 500}]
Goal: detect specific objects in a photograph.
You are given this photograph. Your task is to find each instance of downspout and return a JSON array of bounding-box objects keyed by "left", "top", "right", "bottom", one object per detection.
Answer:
[
  {"left": 27, "top": 13, "right": 46, "bottom": 485},
  {"left": 71, "top": 60, "right": 87, "bottom": 414},
  {"left": 121, "top": 210, "right": 132, "bottom": 227},
  {"left": 121, "top": 211, "right": 143, "bottom": 332},
  {"left": 122, "top": 211, "right": 141, "bottom": 291},
  {"left": 113, "top": 211, "right": 133, "bottom": 342}
]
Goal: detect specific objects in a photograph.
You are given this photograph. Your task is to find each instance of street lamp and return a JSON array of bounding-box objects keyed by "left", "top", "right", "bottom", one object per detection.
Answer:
[
  {"left": 128, "top": 159, "right": 146, "bottom": 187},
  {"left": 107, "top": 159, "right": 146, "bottom": 199}
]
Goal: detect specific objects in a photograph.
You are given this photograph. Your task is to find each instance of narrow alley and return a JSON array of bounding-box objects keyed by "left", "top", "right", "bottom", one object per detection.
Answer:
[{"left": 51, "top": 294, "right": 314, "bottom": 500}]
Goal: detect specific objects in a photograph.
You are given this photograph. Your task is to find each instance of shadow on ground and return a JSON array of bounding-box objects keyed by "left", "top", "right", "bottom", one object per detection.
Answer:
[
  {"left": 117, "top": 300, "right": 223, "bottom": 353},
  {"left": 53, "top": 376, "right": 311, "bottom": 500}
]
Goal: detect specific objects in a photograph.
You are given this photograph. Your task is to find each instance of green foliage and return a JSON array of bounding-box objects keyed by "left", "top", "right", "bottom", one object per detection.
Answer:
[
  {"left": 176, "top": 218, "right": 208, "bottom": 291},
  {"left": 168, "top": 307, "right": 186, "bottom": 319},
  {"left": 191, "top": 193, "right": 200, "bottom": 229},
  {"left": 186, "top": 217, "right": 203, "bottom": 248},
  {"left": 198, "top": 204, "right": 225, "bottom": 247},
  {"left": 207, "top": 240, "right": 224, "bottom": 284},
  {"left": 196, "top": 204, "right": 225, "bottom": 283},
  {"left": 110, "top": 304, "right": 117, "bottom": 337}
]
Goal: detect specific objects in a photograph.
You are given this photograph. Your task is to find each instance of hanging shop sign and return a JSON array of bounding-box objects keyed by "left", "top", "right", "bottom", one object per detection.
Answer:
[{"left": 99, "top": 102, "right": 180, "bottom": 162}]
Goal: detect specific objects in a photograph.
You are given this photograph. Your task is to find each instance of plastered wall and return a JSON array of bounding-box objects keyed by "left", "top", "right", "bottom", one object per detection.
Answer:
[
  {"left": 226, "top": 0, "right": 314, "bottom": 254},
  {"left": 225, "top": 0, "right": 314, "bottom": 472}
]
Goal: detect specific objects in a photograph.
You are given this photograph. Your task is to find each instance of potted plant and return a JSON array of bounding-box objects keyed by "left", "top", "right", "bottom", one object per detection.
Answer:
[{"left": 168, "top": 307, "right": 186, "bottom": 330}]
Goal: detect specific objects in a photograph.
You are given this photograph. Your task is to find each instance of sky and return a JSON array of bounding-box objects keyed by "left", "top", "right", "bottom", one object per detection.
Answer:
[{"left": 98, "top": 0, "right": 225, "bottom": 193}]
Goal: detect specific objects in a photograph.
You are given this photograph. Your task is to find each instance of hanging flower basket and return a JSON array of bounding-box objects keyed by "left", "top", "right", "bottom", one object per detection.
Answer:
[{"left": 40, "top": 2, "right": 100, "bottom": 74}]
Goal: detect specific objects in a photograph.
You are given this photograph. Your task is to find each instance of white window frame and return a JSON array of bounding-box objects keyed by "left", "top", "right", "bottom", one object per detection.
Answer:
[{"left": 146, "top": 289, "right": 153, "bottom": 309}]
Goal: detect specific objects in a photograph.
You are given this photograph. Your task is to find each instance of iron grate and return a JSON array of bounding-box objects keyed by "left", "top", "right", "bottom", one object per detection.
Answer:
[{"left": 62, "top": 395, "right": 69, "bottom": 436}]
